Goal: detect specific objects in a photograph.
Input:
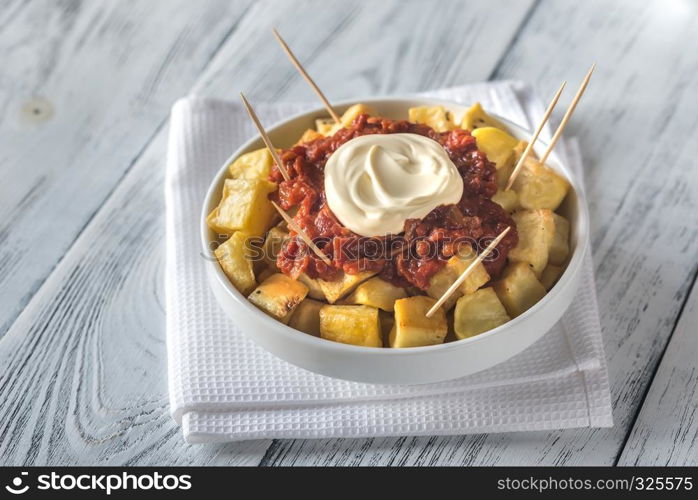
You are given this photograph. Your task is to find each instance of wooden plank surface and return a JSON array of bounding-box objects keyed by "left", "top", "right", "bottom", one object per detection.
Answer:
[
  {"left": 0, "top": 0, "right": 536, "bottom": 465},
  {"left": 192, "top": 0, "right": 534, "bottom": 99},
  {"left": 0, "top": 0, "right": 253, "bottom": 337},
  {"left": 618, "top": 282, "right": 698, "bottom": 465},
  {"left": 262, "top": 0, "right": 698, "bottom": 465}
]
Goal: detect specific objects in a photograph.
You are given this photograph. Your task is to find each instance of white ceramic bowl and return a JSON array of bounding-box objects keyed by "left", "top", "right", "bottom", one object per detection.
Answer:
[{"left": 201, "top": 97, "right": 589, "bottom": 384}]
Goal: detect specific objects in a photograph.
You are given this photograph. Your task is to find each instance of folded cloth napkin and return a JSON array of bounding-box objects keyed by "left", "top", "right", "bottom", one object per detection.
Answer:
[{"left": 165, "top": 81, "right": 613, "bottom": 443}]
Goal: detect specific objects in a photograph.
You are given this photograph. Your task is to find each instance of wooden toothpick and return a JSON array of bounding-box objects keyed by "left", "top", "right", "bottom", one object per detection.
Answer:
[
  {"left": 272, "top": 27, "right": 341, "bottom": 124},
  {"left": 426, "top": 227, "right": 511, "bottom": 318},
  {"left": 505, "top": 81, "right": 567, "bottom": 191},
  {"left": 271, "top": 201, "right": 332, "bottom": 266},
  {"left": 539, "top": 63, "right": 595, "bottom": 165},
  {"left": 239, "top": 92, "right": 291, "bottom": 182}
]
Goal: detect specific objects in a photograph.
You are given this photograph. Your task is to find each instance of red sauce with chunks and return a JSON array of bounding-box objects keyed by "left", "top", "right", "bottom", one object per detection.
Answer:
[{"left": 270, "top": 114, "right": 518, "bottom": 290}]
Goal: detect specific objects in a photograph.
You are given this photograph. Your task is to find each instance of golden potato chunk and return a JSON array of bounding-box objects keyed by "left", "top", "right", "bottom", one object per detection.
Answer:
[
  {"left": 509, "top": 209, "right": 555, "bottom": 276},
  {"left": 319, "top": 270, "right": 377, "bottom": 304},
  {"left": 549, "top": 213, "right": 570, "bottom": 265},
  {"left": 315, "top": 117, "right": 340, "bottom": 136},
  {"left": 296, "top": 129, "right": 324, "bottom": 145},
  {"left": 214, "top": 232, "right": 256, "bottom": 295},
  {"left": 340, "top": 103, "right": 376, "bottom": 127},
  {"left": 472, "top": 127, "right": 519, "bottom": 189},
  {"left": 493, "top": 262, "right": 546, "bottom": 317},
  {"left": 426, "top": 246, "right": 490, "bottom": 310},
  {"left": 228, "top": 148, "right": 273, "bottom": 180},
  {"left": 454, "top": 288, "right": 511, "bottom": 339},
  {"left": 513, "top": 140, "right": 536, "bottom": 161},
  {"left": 512, "top": 159, "right": 570, "bottom": 210},
  {"left": 491, "top": 189, "right": 519, "bottom": 213},
  {"left": 261, "top": 227, "right": 288, "bottom": 271},
  {"left": 248, "top": 273, "right": 308, "bottom": 324},
  {"left": 540, "top": 265, "right": 564, "bottom": 291},
  {"left": 297, "top": 272, "right": 325, "bottom": 300},
  {"left": 472, "top": 127, "right": 518, "bottom": 170},
  {"left": 389, "top": 296, "right": 448, "bottom": 348},
  {"left": 319, "top": 305, "right": 382, "bottom": 347},
  {"left": 207, "top": 178, "right": 276, "bottom": 237},
  {"left": 500, "top": 140, "right": 536, "bottom": 190},
  {"left": 461, "top": 102, "right": 510, "bottom": 133},
  {"left": 408, "top": 105, "right": 455, "bottom": 132},
  {"left": 344, "top": 277, "right": 407, "bottom": 311},
  {"left": 288, "top": 298, "right": 324, "bottom": 336}
]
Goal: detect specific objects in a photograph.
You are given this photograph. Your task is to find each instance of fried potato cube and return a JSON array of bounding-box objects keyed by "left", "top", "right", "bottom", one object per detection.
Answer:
[
  {"left": 408, "top": 105, "right": 455, "bottom": 132},
  {"left": 248, "top": 273, "right": 308, "bottom": 324},
  {"left": 540, "top": 265, "right": 564, "bottom": 291},
  {"left": 509, "top": 209, "right": 555, "bottom": 276},
  {"left": 319, "top": 305, "right": 382, "bottom": 347},
  {"left": 214, "top": 232, "right": 256, "bottom": 295},
  {"left": 389, "top": 296, "right": 448, "bottom": 348},
  {"left": 261, "top": 227, "right": 289, "bottom": 271},
  {"left": 549, "top": 213, "right": 570, "bottom": 265},
  {"left": 340, "top": 103, "right": 376, "bottom": 127},
  {"left": 426, "top": 247, "right": 490, "bottom": 310},
  {"left": 207, "top": 178, "right": 276, "bottom": 237},
  {"left": 513, "top": 140, "right": 536, "bottom": 161},
  {"left": 512, "top": 159, "right": 570, "bottom": 210},
  {"left": 288, "top": 298, "right": 324, "bottom": 336},
  {"left": 496, "top": 164, "right": 515, "bottom": 190},
  {"left": 319, "top": 270, "right": 377, "bottom": 304},
  {"left": 472, "top": 127, "right": 519, "bottom": 189},
  {"left": 315, "top": 118, "right": 341, "bottom": 136},
  {"left": 228, "top": 148, "right": 273, "bottom": 180},
  {"left": 296, "top": 129, "right": 324, "bottom": 145},
  {"left": 499, "top": 140, "right": 537, "bottom": 190},
  {"left": 472, "top": 127, "right": 518, "bottom": 170},
  {"left": 493, "top": 262, "right": 546, "bottom": 317},
  {"left": 461, "top": 102, "right": 510, "bottom": 133},
  {"left": 491, "top": 188, "right": 519, "bottom": 213},
  {"left": 454, "top": 287, "right": 511, "bottom": 339},
  {"left": 297, "top": 272, "right": 325, "bottom": 300},
  {"left": 344, "top": 277, "right": 407, "bottom": 312},
  {"left": 206, "top": 207, "right": 229, "bottom": 236}
]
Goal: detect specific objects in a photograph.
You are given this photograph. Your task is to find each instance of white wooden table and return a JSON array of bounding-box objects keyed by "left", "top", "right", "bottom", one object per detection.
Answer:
[{"left": 1, "top": 0, "right": 696, "bottom": 466}]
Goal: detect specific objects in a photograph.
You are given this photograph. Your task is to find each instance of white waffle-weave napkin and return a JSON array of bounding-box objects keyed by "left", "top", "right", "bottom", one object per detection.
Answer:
[{"left": 165, "top": 81, "right": 613, "bottom": 443}]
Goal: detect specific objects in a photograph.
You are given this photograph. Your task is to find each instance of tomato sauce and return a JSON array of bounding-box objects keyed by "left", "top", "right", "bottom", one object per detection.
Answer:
[{"left": 271, "top": 114, "right": 518, "bottom": 290}]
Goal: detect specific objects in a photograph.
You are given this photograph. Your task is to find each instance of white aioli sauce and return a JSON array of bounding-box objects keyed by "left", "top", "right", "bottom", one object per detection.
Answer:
[{"left": 324, "top": 133, "right": 464, "bottom": 237}]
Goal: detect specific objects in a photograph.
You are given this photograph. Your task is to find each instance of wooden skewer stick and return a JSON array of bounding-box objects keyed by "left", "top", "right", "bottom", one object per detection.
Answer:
[
  {"left": 505, "top": 81, "right": 567, "bottom": 191},
  {"left": 239, "top": 92, "right": 291, "bottom": 182},
  {"left": 272, "top": 27, "right": 341, "bottom": 124},
  {"left": 539, "top": 63, "right": 596, "bottom": 165},
  {"left": 426, "top": 227, "right": 511, "bottom": 318},
  {"left": 271, "top": 201, "right": 332, "bottom": 266}
]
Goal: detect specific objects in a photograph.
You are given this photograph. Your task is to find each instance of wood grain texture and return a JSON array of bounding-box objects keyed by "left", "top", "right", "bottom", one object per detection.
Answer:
[
  {"left": 191, "top": 0, "right": 535, "bottom": 99},
  {"left": 0, "top": 131, "right": 272, "bottom": 466},
  {"left": 0, "top": 0, "right": 536, "bottom": 465},
  {"left": 0, "top": 0, "right": 253, "bottom": 338},
  {"left": 263, "top": 0, "right": 698, "bottom": 465},
  {"left": 618, "top": 282, "right": 698, "bottom": 465}
]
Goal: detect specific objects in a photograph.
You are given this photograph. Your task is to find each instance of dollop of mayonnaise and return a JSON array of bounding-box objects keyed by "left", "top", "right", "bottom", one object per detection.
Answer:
[{"left": 324, "top": 133, "right": 464, "bottom": 237}]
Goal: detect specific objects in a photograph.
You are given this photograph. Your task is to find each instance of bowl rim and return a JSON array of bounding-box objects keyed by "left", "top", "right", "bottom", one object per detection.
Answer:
[{"left": 200, "top": 95, "right": 589, "bottom": 356}]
